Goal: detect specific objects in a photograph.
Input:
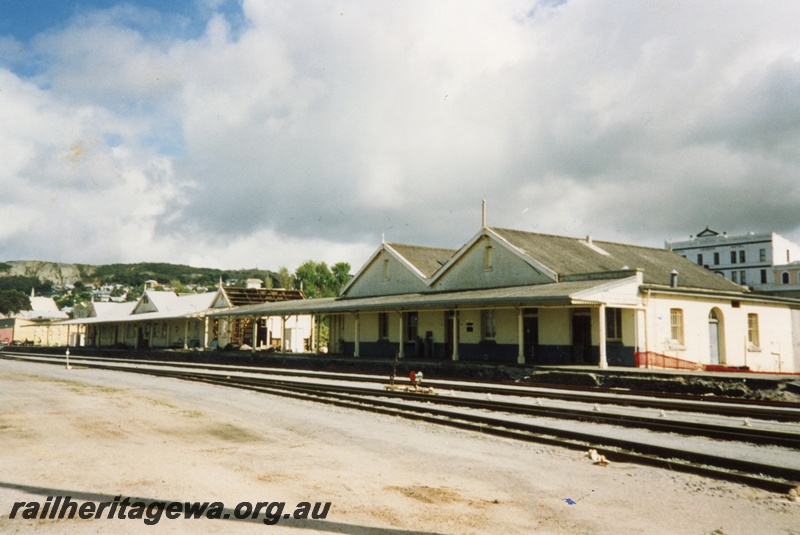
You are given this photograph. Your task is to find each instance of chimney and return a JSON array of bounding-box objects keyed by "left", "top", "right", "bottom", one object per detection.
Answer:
[
  {"left": 586, "top": 235, "right": 592, "bottom": 245},
  {"left": 670, "top": 270, "right": 679, "bottom": 288}
]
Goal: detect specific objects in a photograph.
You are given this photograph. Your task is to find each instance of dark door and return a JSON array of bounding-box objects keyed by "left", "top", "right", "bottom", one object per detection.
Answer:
[
  {"left": 257, "top": 318, "right": 268, "bottom": 348},
  {"left": 523, "top": 315, "right": 539, "bottom": 363},
  {"left": 137, "top": 327, "right": 147, "bottom": 349},
  {"left": 571, "top": 313, "right": 592, "bottom": 364}
]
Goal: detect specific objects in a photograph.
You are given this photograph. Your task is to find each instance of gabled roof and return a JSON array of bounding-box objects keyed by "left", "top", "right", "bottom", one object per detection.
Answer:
[
  {"left": 429, "top": 227, "right": 559, "bottom": 285},
  {"left": 90, "top": 301, "right": 137, "bottom": 319},
  {"left": 29, "top": 296, "right": 60, "bottom": 313},
  {"left": 128, "top": 290, "right": 217, "bottom": 320},
  {"left": 696, "top": 226, "right": 720, "bottom": 237},
  {"left": 488, "top": 227, "right": 745, "bottom": 293},
  {"left": 346, "top": 226, "right": 748, "bottom": 296},
  {"left": 16, "top": 296, "right": 68, "bottom": 321},
  {"left": 386, "top": 243, "right": 456, "bottom": 278},
  {"left": 340, "top": 242, "right": 457, "bottom": 295}
]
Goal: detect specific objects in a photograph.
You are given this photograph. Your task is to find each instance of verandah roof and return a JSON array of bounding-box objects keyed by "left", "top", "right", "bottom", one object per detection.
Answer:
[{"left": 207, "top": 278, "right": 631, "bottom": 319}]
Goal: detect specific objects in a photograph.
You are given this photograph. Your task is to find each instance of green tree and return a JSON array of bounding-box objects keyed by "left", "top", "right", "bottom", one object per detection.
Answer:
[
  {"left": 0, "top": 275, "right": 51, "bottom": 295},
  {"left": 331, "top": 262, "right": 351, "bottom": 295},
  {"left": 293, "top": 261, "right": 328, "bottom": 298},
  {"left": 0, "top": 290, "right": 31, "bottom": 315},
  {"left": 293, "top": 261, "right": 351, "bottom": 298},
  {"left": 275, "top": 267, "right": 293, "bottom": 290},
  {"left": 170, "top": 279, "right": 190, "bottom": 294},
  {"left": 125, "top": 285, "right": 143, "bottom": 302},
  {"left": 56, "top": 296, "right": 75, "bottom": 310}
]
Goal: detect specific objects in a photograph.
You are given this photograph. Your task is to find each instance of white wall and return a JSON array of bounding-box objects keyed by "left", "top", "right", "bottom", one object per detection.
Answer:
[{"left": 646, "top": 293, "right": 796, "bottom": 372}]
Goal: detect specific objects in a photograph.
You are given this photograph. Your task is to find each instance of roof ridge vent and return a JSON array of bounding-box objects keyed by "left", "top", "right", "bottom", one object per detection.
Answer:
[{"left": 580, "top": 236, "right": 611, "bottom": 256}]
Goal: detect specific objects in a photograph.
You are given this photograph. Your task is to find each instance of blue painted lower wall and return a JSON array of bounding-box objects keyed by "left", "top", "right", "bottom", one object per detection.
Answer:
[{"left": 340, "top": 341, "right": 636, "bottom": 367}]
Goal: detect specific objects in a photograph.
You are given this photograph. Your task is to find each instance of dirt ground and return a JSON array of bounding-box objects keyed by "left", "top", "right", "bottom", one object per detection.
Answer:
[{"left": 0, "top": 360, "right": 798, "bottom": 535}]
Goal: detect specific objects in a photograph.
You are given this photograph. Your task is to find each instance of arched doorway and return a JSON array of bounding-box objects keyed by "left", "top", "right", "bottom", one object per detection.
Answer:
[{"left": 708, "top": 308, "right": 725, "bottom": 365}]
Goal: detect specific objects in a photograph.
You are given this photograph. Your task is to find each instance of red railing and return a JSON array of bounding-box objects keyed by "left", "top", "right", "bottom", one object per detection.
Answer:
[
  {"left": 634, "top": 351, "right": 704, "bottom": 371},
  {"left": 634, "top": 351, "right": 800, "bottom": 374}
]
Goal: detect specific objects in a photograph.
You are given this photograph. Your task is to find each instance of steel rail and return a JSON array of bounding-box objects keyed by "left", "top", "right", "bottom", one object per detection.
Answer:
[
  {"left": 157, "top": 369, "right": 800, "bottom": 496},
  {"left": 216, "top": 374, "right": 800, "bottom": 449},
  {"left": 4, "top": 351, "right": 800, "bottom": 423},
  {"left": 3, "top": 352, "right": 797, "bottom": 495}
]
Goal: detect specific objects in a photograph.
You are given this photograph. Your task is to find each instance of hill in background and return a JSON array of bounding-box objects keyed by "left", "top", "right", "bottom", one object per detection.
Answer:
[{"left": 0, "top": 260, "right": 278, "bottom": 290}]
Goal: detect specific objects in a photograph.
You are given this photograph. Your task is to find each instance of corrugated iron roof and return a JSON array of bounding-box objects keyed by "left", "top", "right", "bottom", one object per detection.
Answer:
[
  {"left": 387, "top": 243, "right": 457, "bottom": 278},
  {"left": 208, "top": 278, "right": 618, "bottom": 318},
  {"left": 490, "top": 227, "right": 745, "bottom": 293}
]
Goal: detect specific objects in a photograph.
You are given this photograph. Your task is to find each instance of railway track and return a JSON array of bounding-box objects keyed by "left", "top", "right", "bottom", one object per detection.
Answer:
[
  {"left": 3, "top": 350, "right": 800, "bottom": 496},
  {"left": 6, "top": 349, "right": 800, "bottom": 420}
]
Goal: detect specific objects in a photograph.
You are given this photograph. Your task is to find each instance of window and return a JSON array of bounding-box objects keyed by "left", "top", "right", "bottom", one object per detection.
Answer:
[
  {"left": 670, "top": 309, "right": 684, "bottom": 345},
  {"left": 383, "top": 259, "right": 389, "bottom": 281},
  {"left": 378, "top": 313, "right": 389, "bottom": 339},
  {"left": 731, "top": 271, "right": 738, "bottom": 283},
  {"left": 696, "top": 253, "right": 703, "bottom": 266},
  {"left": 605, "top": 308, "right": 622, "bottom": 341},
  {"left": 730, "top": 251, "right": 737, "bottom": 264},
  {"left": 482, "top": 309, "right": 496, "bottom": 339},
  {"left": 484, "top": 245, "right": 493, "bottom": 271},
  {"left": 740, "top": 270, "right": 747, "bottom": 285},
  {"left": 783, "top": 272, "right": 790, "bottom": 284},
  {"left": 761, "top": 270, "right": 767, "bottom": 284},
  {"left": 405, "top": 312, "right": 418, "bottom": 341},
  {"left": 713, "top": 252, "right": 720, "bottom": 265},
  {"left": 739, "top": 250, "right": 746, "bottom": 263},
  {"left": 759, "top": 249, "right": 766, "bottom": 262},
  {"left": 747, "top": 313, "right": 760, "bottom": 347}
]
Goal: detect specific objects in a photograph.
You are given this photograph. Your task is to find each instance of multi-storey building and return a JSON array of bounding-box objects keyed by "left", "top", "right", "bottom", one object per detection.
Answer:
[{"left": 666, "top": 227, "right": 800, "bottom": 290}]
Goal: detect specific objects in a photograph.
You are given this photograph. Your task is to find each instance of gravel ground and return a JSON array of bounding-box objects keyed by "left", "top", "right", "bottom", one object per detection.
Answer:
[{"left": 0, "top": 360, "right": 798, "bottom": 535}]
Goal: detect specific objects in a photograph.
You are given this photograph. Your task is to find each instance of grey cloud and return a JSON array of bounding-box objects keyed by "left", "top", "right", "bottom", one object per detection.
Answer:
[{"left": 6, "top": 1, "right": 800, "bottom": 268}]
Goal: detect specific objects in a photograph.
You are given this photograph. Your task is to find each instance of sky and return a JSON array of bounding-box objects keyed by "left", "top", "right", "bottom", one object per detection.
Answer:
[{"left": 2, "top": 1, "right": 800, "bottom": 273}]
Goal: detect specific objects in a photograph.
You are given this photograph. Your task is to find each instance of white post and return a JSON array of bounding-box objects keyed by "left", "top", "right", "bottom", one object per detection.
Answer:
[
  {"left": 65, "top": 348, "right": 71, "bottom": 370},
  {"left": 281, "top": 316, "right": 287, "bottom": 352},
  {"left": 398, "top": 313, "right": 405, "bottom": 358},
  {"left": 598, "top": 305, "right": 608, "bottom": 369}
]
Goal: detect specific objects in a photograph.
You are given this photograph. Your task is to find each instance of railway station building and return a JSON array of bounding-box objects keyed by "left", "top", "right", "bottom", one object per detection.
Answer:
[
  {"left": 62, "top": 282, "right": 313, "bottom": 352},
  {"left": 0, "top": 290, "right": 70, "bottom": 347},
  {"left": 210, "top": 223, "right": 800, "bottom": 373}
]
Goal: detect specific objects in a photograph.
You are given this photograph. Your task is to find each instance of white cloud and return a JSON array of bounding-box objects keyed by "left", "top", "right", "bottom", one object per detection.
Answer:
[{"left": 3, "top": 0, "right": 800, "bottom": 272}]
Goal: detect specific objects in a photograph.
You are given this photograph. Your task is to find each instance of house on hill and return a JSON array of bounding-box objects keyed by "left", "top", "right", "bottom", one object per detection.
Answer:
[{"left": 209, "top": 221, "right": 800, "bottom": 372}]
